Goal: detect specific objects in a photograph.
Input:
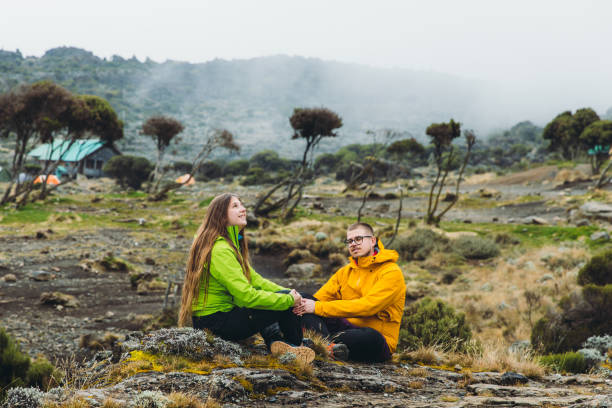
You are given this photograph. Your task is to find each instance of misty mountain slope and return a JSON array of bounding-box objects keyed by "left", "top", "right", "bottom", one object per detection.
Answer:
[{"left": 1, "top": 47, "right": 491, "bottom": 160}]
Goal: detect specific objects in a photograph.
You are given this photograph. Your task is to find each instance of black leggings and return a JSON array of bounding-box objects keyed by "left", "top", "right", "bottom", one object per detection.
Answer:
[
  {"left": 302, "top": 296, "right": 391, "bottom": 363},
  {"left": 193, "top": 306, "right": 303, "bottom": 349}
]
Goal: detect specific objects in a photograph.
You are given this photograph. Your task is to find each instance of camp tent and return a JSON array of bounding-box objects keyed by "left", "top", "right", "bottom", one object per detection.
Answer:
[
  {"left": 175, "top": 174, "right": 195, "bottom": 185},
  {"left": 0, "top": 166, "right": 10, "bottom": 182},
  {"left": 34, "top": 174, "right": 60, "bottom": 185}
]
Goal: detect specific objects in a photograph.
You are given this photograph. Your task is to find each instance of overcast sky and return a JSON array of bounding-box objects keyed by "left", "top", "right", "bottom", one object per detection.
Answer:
[{"left": 2, "top": 0, "right": 612, "bottom": 118}]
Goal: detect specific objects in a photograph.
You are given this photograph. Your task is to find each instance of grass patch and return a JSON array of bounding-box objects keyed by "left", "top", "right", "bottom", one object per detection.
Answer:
[
  {"left": 0, "top": 203, "right": 51, "bottom": 224},
  {"left": 198, "top": 197, "right": 214, "bottom": 207}
]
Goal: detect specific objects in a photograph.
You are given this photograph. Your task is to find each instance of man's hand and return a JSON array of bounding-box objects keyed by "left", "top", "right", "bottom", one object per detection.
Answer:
[{"left": 293, "top": 298, "right": 315, "bottom": 315}]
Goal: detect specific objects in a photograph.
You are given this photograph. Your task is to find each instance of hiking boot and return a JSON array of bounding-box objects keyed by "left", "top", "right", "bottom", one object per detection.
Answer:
[
  {"left": 327, "top": 342, "right": 349, "bottom": 361},
  {"left": 270, "top": 341, "right": 315, "bottom": 364}
]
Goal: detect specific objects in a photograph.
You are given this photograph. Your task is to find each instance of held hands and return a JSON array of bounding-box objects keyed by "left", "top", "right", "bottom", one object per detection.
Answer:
[
  {"left": 289, "top": 289, "right": 302, "bottom": 306},
  {"left": 293, "top": 298, "right": 315, "bottom": 316}
]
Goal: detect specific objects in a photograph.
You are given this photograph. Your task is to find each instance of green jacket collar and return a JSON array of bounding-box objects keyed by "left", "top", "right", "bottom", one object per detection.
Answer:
[{"left": 227, "top": 225, "right": 242, "bottom": 250}]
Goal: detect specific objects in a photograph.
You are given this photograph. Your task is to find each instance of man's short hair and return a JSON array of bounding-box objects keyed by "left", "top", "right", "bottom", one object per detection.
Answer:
[{"left": 347, "top": 222, "right": 374, "bottom": 235}]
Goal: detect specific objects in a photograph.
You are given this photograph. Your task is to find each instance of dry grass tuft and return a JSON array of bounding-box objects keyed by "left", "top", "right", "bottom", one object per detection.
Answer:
[
  {"left": 406, "top": 367, "right": 429, "bottom": 377},
  {"left": 408, "top": 380, "right": 424, "bottom": 389},
  {"left": 398, "top": 346, "right": 442, "bottom": 365},
  {"left": 303, "top": 329, "right": 330, "bottom": 360},
  {"left": 43, "top": 397, "right": 91, "bottom": 408},
  {"left": 167, "top": 392, "right": 206, "bottom": 408},
  {"left": 100, "top": 398, "right": 123, "bottom": 408},
  {"left": 470, "top": 341, "right": 545, "bottom": 378}
]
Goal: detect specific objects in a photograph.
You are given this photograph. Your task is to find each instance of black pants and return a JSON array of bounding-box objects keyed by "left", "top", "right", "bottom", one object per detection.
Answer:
[
  {"left": 302, "top": 295, "right": 392, "bottom": 363},
  {"left": 193, "top": 306, "right": 303, "bottom": 349}
]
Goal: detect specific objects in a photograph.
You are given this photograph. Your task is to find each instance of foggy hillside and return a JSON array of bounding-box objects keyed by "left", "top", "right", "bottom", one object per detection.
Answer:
[{"left": 2, "top": 46, "right": 605, "bottom": 161}]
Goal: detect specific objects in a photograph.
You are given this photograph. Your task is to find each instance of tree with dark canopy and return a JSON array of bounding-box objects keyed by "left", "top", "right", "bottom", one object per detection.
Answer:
[
  {"left": 0, "top": 81, "right": 123, "bottom": 206},
  {"left": 425, "top": 119, "right": 475, "bottom": 225},
  {"left": 141, "top": 115, "right": 184, "bottom": 193},
  {"left": 542, "top": 108, "right": 599, "bottom": 161},
  {"left": 254, "top": 107, "right": 342, "bottom": 219}
]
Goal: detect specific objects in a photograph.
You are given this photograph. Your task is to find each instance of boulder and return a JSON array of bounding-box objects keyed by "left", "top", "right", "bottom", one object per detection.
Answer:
[
  {"left": 40, "top": 291, "right": 79, "bottom": 308},
  {"left": 478, "top": 188, "right": 501, "bottom": 198},
  {"left": 2, "top": 273, "right": 17, "bottom": 282},
  {"left": 28, "top": 270, "right": 56, "bottom": 281},
  {"left": 590, "top": 231, "right": 610, "bottom": 241},
  {"left": 500, "top": 371, "right": 529, "bottom": 385},
  {"left": 285, "top": 263, "right": 321, "bottom": 278},
  {"left": 522, "top": 216, "right": 548, "bottom": 225}
]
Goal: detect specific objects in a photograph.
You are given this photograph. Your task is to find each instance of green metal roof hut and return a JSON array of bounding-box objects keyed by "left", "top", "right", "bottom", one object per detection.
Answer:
[{"left": 28, "top": 139, "right": 121, "bottom": 178}]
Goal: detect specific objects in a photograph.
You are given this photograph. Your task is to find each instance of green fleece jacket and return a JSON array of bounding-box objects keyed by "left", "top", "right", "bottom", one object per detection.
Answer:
[{"left": 192, "top": 225, "right": 294, "bottom": 317}]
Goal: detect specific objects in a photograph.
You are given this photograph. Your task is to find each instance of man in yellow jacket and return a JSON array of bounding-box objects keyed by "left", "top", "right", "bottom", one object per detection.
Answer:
[{"left": 293, "top": 222, "right": 406, "bottom": 362}]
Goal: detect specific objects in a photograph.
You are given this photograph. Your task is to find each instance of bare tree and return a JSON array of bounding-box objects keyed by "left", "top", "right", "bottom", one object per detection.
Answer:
[
  {"left": 141, "top": 115, "right": 184, "bottom": 194},
  {"left": 149, "top": 128, "right": 239, "bottom": 201},
  {"left": 425, "top": 120, "right": 476, "bottom": 225}
]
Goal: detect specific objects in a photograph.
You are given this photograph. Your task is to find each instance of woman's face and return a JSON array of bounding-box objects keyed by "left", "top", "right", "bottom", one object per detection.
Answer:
[{"left": 227, "top": 196, "right": 247, "bottom": 227}]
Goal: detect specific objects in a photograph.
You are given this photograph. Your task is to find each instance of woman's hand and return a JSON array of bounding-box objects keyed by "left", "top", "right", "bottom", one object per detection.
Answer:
[
  {"left": 289, "top": 289, "right": 302, "bottom": 306},
  {"left": 293, "top": 298, "right": 315, "bottom": 315}
]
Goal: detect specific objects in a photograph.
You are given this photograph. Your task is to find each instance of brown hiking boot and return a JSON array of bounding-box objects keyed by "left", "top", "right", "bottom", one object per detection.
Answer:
[{"left": 270, "top": 341, "right": 315, "bottom": 364}]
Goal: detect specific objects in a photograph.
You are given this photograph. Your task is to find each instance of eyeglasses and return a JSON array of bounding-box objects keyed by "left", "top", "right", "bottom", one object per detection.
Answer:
[{"left": 344, "top": 235, "right": 373, "bottom": 245}]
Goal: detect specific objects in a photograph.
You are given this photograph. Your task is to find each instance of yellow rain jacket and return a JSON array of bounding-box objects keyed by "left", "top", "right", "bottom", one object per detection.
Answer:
[{"left": 314, "top": 240, "right": 406, "bottom": 353}]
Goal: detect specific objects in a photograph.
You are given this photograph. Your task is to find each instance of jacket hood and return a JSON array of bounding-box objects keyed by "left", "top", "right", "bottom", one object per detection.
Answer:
[
  {"left": 349, "top": 239, "right": 399, "bottom": 269},
  {"left": 226, "top": 225, "right": 242, "bottom": 250}
]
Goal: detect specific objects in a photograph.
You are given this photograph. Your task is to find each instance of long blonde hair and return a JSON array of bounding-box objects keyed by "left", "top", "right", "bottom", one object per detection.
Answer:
[{"left": 178, "top": 193, "right": 251, "bottom": 327}]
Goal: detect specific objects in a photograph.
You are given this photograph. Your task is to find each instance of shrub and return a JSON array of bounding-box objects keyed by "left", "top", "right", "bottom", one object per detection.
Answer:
[
  {"left": 394, "top": 229, "right": 449, "bottom": 261},
  {"left": 0, "top": 327, "right": 30, "bottom": 392},
  {"left": 250, "top": 150, "right": 291, "bottom": 172},
  {"left": 398, "top": 297, "right": 472, "bottom": 352},
  {"left": 172, "top": 161, "right": 192, "bottom": 173},
  {"left": 196, "top": 161, "right": 223, "bottom": 180},
  {"left": 130, "top": 390, "right": 169, "bottom": 408},
  {"left": 531, "top": 286, "right": 612, "bottom": 353},
  {"left": 540, "top": 352, "right": 588, "bottom": 373},
  {"left": 452, "top": 236, "right": 500, "bottom": 260},
  {"left": 577, "top": 249, "right": 612, "bottom": 286},
  {"left": 1, "top": 387, "right": 44, "bottom": 408},
  {"left": 25, "top": 357, "right": 58, "bottom": 390},
  {"left": 577, "top": 348, "right": 605, "bottom": 369},
  {"left": 223, "top": 159, "right": 249, "bottom": 176},
  {"left": 103, "top": 155, "right": 153, "bottom": 190},
  {"left": 284, "top": 249, "right": 318, "bottom": 266},
  {"left": 493, "top": 232, "right": 520, "bottom": 246},
  {"left": 582, "top": 334, "right": 612, "bottom": 355}
]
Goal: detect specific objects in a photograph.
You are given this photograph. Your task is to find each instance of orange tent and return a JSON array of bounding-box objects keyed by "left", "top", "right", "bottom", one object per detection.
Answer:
[
  {"left": 34, "top": 174, "right": 60, "bottom": 185},
  {"left": 175, "top": 174, "right": 195, "bottom": 185}
]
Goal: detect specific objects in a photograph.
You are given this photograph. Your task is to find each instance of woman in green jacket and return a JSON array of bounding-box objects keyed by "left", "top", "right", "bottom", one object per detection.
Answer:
[{"left": 178, "top": 193, "right": 314, "bottom": 362}]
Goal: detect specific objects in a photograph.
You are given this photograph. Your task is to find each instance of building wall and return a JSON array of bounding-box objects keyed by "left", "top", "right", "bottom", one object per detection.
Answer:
[{"left": 83, "top": 147, "right": 118, "bottom": 177}]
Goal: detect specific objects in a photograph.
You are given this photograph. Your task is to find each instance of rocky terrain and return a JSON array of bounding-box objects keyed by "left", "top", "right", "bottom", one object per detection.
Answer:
[{"left": 1, "top": 167, "right": 612, "bottom": 407}]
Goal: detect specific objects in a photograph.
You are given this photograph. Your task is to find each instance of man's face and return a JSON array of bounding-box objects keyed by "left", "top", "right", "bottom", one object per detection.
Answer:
[{"left": 346, "top": 227, "right": 376, "bottom": 258}]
